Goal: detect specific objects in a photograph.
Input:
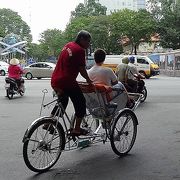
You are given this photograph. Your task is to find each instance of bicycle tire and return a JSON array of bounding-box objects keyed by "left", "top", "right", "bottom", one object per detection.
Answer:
[
  {"left": 110, "top": 109, "right": 138, "bottom": 156},
  {"left": 23, "top": 118, "right": 65, "bottom": 172}
]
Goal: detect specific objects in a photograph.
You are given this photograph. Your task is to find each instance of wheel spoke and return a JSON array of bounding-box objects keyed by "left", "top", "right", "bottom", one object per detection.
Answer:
[
  {"left": 23, "top": 119, "right": 64, "bottom": 172},
  {"left": 110, "top": 110, "right": 137, "bottom": 156}
]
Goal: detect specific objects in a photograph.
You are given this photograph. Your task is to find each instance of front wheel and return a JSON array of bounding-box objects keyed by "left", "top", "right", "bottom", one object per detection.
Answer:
[
  {"left": 110, "top": 109, "right": 138, "bottom": 156},
  {"left": 140, "top": 86, "right": 147, "bottom": 102},
  {"left": 71, "top": 113, "right": 100, "bottom": 137},
  {"left": 23, "top": 118, "right": 65, "bottom": 172}
]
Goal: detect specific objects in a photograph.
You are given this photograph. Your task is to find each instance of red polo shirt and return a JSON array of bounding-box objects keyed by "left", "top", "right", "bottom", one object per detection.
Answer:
[{"left": 51, "top": 42, "right": 86, "bottom": 89}]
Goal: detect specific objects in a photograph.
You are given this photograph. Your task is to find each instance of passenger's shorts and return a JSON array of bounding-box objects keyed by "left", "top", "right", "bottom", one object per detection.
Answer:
[{"left": 112, "top": 82, "right": 125, "bottom": 91}]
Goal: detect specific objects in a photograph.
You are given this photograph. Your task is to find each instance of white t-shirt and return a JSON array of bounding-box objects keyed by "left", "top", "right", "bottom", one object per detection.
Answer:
[{"left": 88, "top": 65, "right": 117, "bottom": 86}]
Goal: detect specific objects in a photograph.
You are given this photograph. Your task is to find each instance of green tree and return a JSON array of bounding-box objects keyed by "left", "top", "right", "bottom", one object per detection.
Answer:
[
  {"left": 0, "top": 26, "right": 5, "bottom": 37},
  {"left": 71, "top": 0, "right": 107, "bottom": 19},
  {"left": 111, "top": 9, "right": 157, "bottom": 54},
  {"left": 39, "top": 29, "right": 66, "bottom": 57},
  {"left": 65, "top": 16, "right": 92, "bottom": 42},
  {"left": 158, "top": 0, "right": 180, "bottom": 49},
  {"left": 27, "top": 43, "right": 49, "bottom": 61},
  {"left": 87, "top": 15, "right": 123, "bottom": 54},
  {"left": 65, "top": 15, "right": 123, "bottom": 54},
  {"left": 146, "top": 0, "right": 161, "bottom": 20},
  {"left": 147, "top": 0, "right": 180, "bottom": 49},
  {"left": 0, "top": 8, "right": 32, "bottom": 42}
]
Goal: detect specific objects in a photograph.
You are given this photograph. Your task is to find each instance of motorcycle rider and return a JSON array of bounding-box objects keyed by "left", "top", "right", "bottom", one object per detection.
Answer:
[
  {"left": 126, "top": 56, "right": 145, "bottom": 93},
  {"left": 7, "top": 58, "right": 24, "bottom": 92},
  {"left": 115, "top": 57, "right": 130, "bottom": 89}
]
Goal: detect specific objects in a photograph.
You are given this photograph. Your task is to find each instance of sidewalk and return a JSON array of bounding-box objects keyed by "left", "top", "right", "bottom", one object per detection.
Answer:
[{"left": 160, "top": 69, "right": 180, "bottom": 77}]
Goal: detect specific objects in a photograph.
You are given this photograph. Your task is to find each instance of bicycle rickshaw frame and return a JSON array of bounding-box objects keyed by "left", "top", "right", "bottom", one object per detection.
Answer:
[{"left": 22, "top": 82, "right": 140, "bottom": 172}]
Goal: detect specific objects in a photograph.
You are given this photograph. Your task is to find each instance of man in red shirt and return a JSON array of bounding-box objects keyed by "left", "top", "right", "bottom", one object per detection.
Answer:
[{"left": 50, "top": 30, "right": 92, "bottom": 136}]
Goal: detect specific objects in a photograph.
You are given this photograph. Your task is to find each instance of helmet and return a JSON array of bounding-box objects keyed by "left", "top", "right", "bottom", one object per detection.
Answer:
[
  {"left": 128, "top": 56, "right": 135, "bottom": 63},
  {"left": 10, "top": 58, "right": 19, "bottom": 65}
]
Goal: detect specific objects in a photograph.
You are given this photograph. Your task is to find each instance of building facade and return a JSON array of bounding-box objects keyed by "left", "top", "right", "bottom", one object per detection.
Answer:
[{"left": 84, "top": 0, "right": 146, "bottom": 14}]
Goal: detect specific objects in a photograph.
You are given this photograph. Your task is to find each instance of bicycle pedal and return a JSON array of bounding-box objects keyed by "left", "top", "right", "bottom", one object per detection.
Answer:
[{"left": 77, "top": 139, "right": 90, "bottom": 148}]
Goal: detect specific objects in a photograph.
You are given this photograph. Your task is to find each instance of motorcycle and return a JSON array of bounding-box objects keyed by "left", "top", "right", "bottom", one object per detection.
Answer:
[
  {"left": 5, "top": 77, "right": 25, "bottom": 99},
  {"left": 124, "top": 75, "right": 147, "bottom": 103}
]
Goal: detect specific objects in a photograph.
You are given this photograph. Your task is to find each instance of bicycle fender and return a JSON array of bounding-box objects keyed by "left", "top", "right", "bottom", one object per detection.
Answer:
[
  {"left": 22, "top": 116, "right": 52, "bottom": 143},
  {"left": 116, "top": 108, "right": 139, "bottom": 125}
]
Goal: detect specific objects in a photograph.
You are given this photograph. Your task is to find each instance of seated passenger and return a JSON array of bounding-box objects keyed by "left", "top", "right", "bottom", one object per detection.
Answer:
[
  {"left": 115, "top": 57, "right": 129, "bottom": 84},
  {"left": 88, "top": 49, "right": 134, "bottom": 108}
]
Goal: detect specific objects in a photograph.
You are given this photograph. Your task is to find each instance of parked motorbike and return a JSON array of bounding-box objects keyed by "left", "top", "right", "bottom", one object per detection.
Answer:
[{"left": 5, "top": 77, "right": 25, "bottom": 99}]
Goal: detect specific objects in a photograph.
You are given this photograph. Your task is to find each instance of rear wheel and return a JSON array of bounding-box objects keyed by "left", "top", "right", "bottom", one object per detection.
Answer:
[
  {"left": 19, "top": 85, "right": 25, "bottom": 96},
  {"left": 82, "top": 114, "right": 100, "bottom": 132},
  {"left": 70, "top": 111, "right": 100, "bottom": 133},
  {"left": 23, "top": 118, "right": 65, "bottom": 172},
  {"left": 110, "top": 109, "right": 137, "bottom": 156},
  {"left": 6, "top": 89, "right": 13, "bottom": 99},
  {"left": 1, "top": 70, "right": 5, "bottom": 76},
  {"left": 26, "top": 73, "right": 33, "bottom": 80}
]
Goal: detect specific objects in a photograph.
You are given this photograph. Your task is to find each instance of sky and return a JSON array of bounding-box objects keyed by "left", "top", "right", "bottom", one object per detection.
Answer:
[{"left": 0, "top": 0, "right": 84, "bottom": 43}]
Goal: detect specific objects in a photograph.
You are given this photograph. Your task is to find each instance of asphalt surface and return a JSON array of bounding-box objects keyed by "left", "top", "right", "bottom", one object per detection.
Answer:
[{"left": 0, "top": 75, "right": 180, "bottom": 180}]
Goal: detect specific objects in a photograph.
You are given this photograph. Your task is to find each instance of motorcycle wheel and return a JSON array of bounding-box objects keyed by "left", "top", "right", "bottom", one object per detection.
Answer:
[
  {"left": 140, "top": 86, "right": 147, "bottom": 102},
  {"left": 6, "top": 89, "right": 13, "bottom": 99},
  {"left": 19, "top": 85, "right": 25, "bottom": 96}
]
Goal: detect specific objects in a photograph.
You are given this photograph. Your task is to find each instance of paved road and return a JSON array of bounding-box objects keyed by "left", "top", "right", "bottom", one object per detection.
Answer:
[{"left": 0, "top": 75, "right": 180, "bottom": 180}]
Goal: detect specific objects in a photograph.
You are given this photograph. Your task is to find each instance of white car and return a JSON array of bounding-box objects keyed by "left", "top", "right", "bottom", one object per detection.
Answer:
[
  {"left": 24, "top": 62, "right": 56, "bottom": 79},
  {"left": 0, "top": 61, "right": 9, "bottom": 76}
]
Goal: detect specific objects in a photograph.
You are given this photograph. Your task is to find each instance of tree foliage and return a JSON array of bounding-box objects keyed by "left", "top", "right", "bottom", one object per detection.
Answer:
[
  {"left": 39, "top": 29, "right": 66, "bottom": 57},
  {"left": 27, "top": 43, "right": 49, "bottom": 61},
  {"left": 111, "top": 9, "right": 157, "bottom": 54},
  {"left": 0, "top": 8, "right": 32, "bottom": 42},
  {"left": 87, "top": 15, "right": 123, "bottom": 54},
  {"left": 159, "top": 0, "right": 180, "bottom": 49},
  {"left": 65, "top": 17, "right": 92, "bottom": 42},
  {"left": 71, "top": 0, "right": 107, "bottom": 19},
  {"left": 146, "top": 0, "right": 161, "bottom": 20},
  {"left": 147, "top": 0, "right": 180, "bottom": 49}
]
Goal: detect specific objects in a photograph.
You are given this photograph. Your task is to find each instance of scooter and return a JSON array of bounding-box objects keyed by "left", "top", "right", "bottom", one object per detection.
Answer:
[
  {"left": 124, "top": 75, "right": 147, "bottom": 103},
  {"left": 5, "top": 77, "right": 25, "bottom": 99}
]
